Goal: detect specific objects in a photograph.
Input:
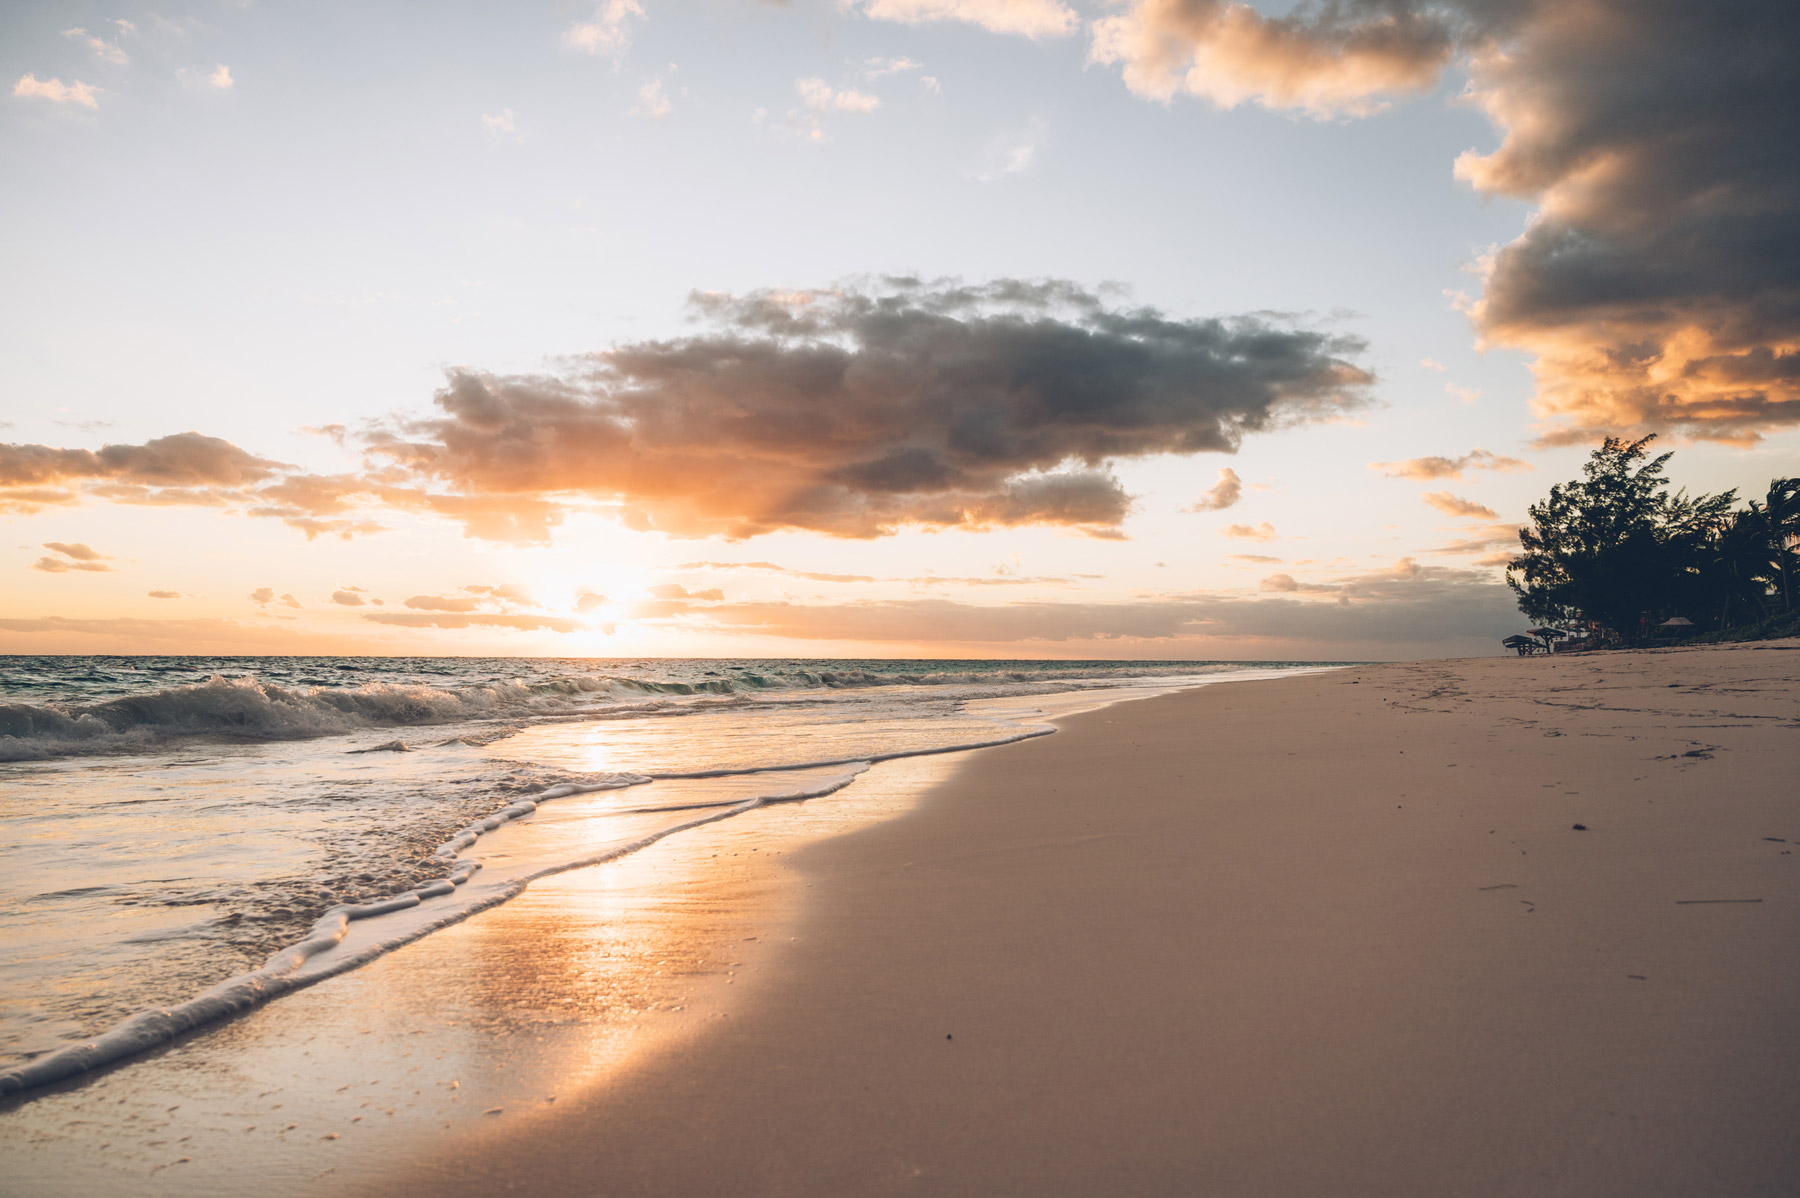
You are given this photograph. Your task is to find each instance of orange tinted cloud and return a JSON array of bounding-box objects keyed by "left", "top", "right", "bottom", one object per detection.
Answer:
[
  {"left": 1089, "top": 0, "right": 1456, "bottom": 116},
  {"left": 1371, "top": 449, "right": 1530, "bottom": 481},
  {"left": 1186, "top": 466, "right": 1242, "bottom": 512},
  {"left": 361, "top": 279, "right": 1370, "bottom": 540},
  {"left": 1421, "top": 491, "right": 1498, "bottom": 519},
  {"left": 1, "top": 282, "right": 1369, "bottom": 544}
]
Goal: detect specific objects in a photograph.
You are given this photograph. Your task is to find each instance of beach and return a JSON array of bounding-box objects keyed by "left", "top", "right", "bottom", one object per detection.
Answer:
[
  {"left": 393, "top": 644, "right": 1800, "bottom": 1197},
  {"left": 4, "top": 644, "right": 1797, "bottom": 1196}
]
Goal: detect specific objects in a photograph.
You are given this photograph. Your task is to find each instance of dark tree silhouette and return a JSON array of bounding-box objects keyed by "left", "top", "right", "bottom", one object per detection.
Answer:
[{"left": 1507, "top": 437, "right": 1736, "bottom": 644}]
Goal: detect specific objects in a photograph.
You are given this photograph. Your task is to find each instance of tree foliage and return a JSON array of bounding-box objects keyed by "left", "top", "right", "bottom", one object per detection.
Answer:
[{"left": 1506, "top": 437, "right": 1796, "bottom": 643}]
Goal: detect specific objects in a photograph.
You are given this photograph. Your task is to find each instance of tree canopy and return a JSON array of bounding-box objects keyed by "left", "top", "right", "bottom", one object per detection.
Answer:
[{"left": 1507, "top": 437, "right": 1796, "bottom": 644}]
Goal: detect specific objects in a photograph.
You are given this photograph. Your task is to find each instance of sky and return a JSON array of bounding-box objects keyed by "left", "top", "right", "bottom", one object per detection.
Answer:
[{"left": 3, "top": 0, "right": 1796, "bottom": 661}]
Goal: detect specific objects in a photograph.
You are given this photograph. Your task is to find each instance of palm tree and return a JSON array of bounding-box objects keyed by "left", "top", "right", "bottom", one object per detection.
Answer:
[
  {"left": 1706, "top": 507, "right": 1775, "bottom": 628},
  {"left": 1765, "top": 478, "right": 1800, "bottom": 612}
]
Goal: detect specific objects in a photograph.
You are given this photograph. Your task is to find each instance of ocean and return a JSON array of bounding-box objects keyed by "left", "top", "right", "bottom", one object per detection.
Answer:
[{"left": 0, "top": 655, "right": 1335, "bottom": 1096}]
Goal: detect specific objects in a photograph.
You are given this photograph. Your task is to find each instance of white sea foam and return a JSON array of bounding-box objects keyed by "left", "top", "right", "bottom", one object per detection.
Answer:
[{"left": 0, "top": 658, "right": 1341, "bottom": 1098}]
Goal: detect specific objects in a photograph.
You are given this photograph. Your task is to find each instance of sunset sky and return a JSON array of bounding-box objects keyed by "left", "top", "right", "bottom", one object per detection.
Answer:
[{"left": 4, "top": 0, "right": 1796, "bottom": 660}]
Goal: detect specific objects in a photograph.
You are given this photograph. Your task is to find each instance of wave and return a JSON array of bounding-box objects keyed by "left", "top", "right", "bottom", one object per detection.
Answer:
[{"left": 0, "top": 662, "right": 1239, "bottom": 761}]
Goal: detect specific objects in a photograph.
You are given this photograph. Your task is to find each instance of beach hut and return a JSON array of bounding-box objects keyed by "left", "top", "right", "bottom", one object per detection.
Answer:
[
  {"left": 1528, "top": 627, "right": 1569, "bottom": 652},
  {"left": 1502, "top": 634, "right": 1545, "bottom": 656}
]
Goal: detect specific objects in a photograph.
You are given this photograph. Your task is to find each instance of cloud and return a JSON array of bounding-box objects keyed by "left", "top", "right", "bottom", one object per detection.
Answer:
[
  {"left": 42, "top": 541, "right": 105, "bottom": 562},
  {"left": 1185, "top": 466, "right": 1241, "bottom": 512},
  {"left": 576, "top": 592, "right": 608, "bottom": 612},
  {"left": 405, "top": 584, "right": 538, "bottom": 613},
  {"left": 0, "top": 432, "right": 287, "bottom": 490},
  {"left": 631, "top": 79, "right": 671, "bottom": 119},
  {"left": 1455, "top": 1, "right": 1800, "bottom": 444},
  {"left": 1222, "top": 521, "right": 1277, "bottom": 541},
  {"left": 3, "top": 283, "right": 1367, "bottom": 546},
  {"left": 62, "top": 27, "right": 128, "bottom": 66},
  {"left": 676, "top": 560, "right": 879, "bottom": 584},
  {"left": 209, "top": 64, "right": 233, "bottom": 90},
  {"left": 32, "top": 542, "right": 112, "bottom": 573},
  {"left": 920, "top": 76, "right": 942, "bottom": 94},
  {"left": 405, "top": 594, "right": 480, "bottom": 612},
  {"left": 363, "top": 612, "right": 584, "bottom": 633},
  {"left": 645, "top": 558, "right": 1516, "bottom": 655},
  {"left": 357, "top": 279, "right": 1368, "bottom": 541},
  {"left": 796, "top": 78, "right": 881, "bottom": 114},
  {"left": 1225, "top": 553, "right": 1282, "bottom": 563},
  {"left": 249, "top": 588, "right": 303, "bottom": 609},
  {"left": 973, "top": 118, "right": 1049, "bottom": 181},
  {"left": 482, "top": 108, "right": 517, "bottom": 136},
  {"left": 565, "top": 0, "right": 645, "bottom": 60},
  {"left": 863, "top": 57, "right": 923, "bottom": 79},
  {"left": 330, "top": 589, "right": 369, "bottom": 606},
  {"left": 1421, "top": 491, "right": 1498, "bottom": 519},
  {"left": 13, "top": 75, "right": 99, "bottom": 109},
  {"left": 1429, "top": 523, "right": 1520, "bottom": 558},
  {"left": 851, "top": 0, "right": 1078, "bottom": 39},
  {"left": 1370, "top": 449, "right": 1530, "bottom": 481},
  {"left": 1420, "top": 357, "right": 1447, "bottom": 373},
  {"left": 1093, "top": 0, "right": 1800, "bottom": 444},
  {"left": 147, "top": 590, "right": 183, "bottom": 599},
  {"left": 1089, "top": 0, "right": 1458, "bottom": 116},
  {"left": 647, "top": 583, "right": 724, "bottom": 601}
]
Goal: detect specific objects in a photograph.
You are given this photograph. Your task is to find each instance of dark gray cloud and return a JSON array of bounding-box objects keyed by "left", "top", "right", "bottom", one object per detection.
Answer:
[
  {"left": 1097, "top": 0, "right": 1800, "bottom": 444},
  {"left": 364, "top": 279, "right": 1371, "bottom": 539},
  {"left": 1458, "top": 0, "right": 1800, "bottom": 443}
]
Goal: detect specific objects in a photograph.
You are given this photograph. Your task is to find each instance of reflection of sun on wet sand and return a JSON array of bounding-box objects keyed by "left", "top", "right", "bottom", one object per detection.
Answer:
[{"left": 392, "top": 643, "right": 1799, "bottom": 1197}]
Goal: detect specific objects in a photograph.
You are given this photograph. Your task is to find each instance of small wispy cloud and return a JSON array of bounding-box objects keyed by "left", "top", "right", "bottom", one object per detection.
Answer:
[
  {"left": 849, "top": 0, "right": 1077, "bottom": 39},
  {"left": 565, "top": 0, "right": 645, "bottom": 62},
  {"left": 631, "top": 79, "right": 670, "bottom": 119},
  {"left": 33, "top": 541, "right": 113, "bottom": 573},
  {"left": 1371, "top": 450, "right": 1531, "bottom": 482},
  {"left": 1223, "top": 522, "right": 1279, "bottom": 542},
  {"left": 1445, "top": 384, "right": 1481, "bottom": 404},
  {"left": 249, "top": 587, "right": 303, "bottom": 609},
  {"left": 62, "top": 27, "right": 129, "bottom": 66},
  {"left": 973, "top": 117, "right": 1047, "bottom": 182},
  {"left": 210, "top": 64, "right": 233, "bottom": 90},
  {"left": 797, "top": 77, "right": 880, "bottom": 114},
  {"left": 13, "top": 74, "right": 99, "bottom": 109},
  {"left": 1420, "top": 357, "right": 1447, "bottom": 373},
  {"left": 482, "top": 107, "right": 517, "bottom": 137},
  {"left": 1185, "top": 467, "right": 1242, "bottom": 513},
  {"left": 1422, "top": 491, "right": 1499, "bottom": 520},
  {"left": 862, "top": 56, "right": 922, "bottom": 79}
]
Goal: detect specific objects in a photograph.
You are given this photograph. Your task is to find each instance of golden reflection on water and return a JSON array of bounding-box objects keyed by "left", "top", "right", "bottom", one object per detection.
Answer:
[{"left": 0, "top": 751, "right": 962, "bottom": 1198}]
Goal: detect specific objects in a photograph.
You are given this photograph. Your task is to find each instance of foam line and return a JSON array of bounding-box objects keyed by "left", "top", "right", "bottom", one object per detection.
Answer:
[{"left": 0, "top": 767, "right": 855, "bottom": 1097}]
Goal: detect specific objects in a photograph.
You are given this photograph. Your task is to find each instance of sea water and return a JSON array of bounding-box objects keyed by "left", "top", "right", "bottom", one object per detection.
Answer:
[{"left": 0, "top": 656, "right": 1333, "bottom": 1095}]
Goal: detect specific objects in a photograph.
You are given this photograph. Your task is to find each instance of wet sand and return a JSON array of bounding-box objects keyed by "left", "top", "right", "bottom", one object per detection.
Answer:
[{"left": 388, "top": 644, "right": 1800, "bottom": 1197}]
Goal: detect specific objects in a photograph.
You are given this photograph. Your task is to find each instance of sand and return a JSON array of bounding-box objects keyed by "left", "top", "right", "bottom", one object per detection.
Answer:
[
  {"left": 4, "top": 646, "right": 1797, "bottom": 1196},
  {"left": 384, "top": 644, "right": 1800, "bottom": 1197}
]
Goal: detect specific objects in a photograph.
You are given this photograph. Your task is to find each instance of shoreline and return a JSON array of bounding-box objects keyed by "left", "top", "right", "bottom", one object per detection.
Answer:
[
  {"left": 391, "top": 642, "right": 1800, "bottom": 1197},
  {"left": 4, "top": 645, "right": 1795, "bottom": 1195}
]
